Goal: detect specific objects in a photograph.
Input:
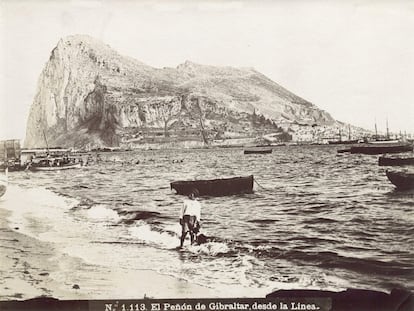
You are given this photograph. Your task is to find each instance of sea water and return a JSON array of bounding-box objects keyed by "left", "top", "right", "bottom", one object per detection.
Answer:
[{"left": 1, "top": 145, "right": 413, "bottom": 297}]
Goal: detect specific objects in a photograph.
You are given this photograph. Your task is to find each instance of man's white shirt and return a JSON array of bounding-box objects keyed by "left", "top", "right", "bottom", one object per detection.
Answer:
[{"left": 180, "top": 199, "right": 201, "bottom": 220}]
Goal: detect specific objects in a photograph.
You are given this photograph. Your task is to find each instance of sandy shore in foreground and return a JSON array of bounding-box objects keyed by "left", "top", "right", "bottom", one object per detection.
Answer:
[
  {"left": 0, "top": 207, "right": 217, "bottom": 301},
  {"left": 0, "top": 208, "right": 74, "bottom": 300}
]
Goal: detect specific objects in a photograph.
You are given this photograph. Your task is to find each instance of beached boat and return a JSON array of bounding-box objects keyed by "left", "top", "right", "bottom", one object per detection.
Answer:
[
  {"left": 349, "top": 143, "right": 413, "bottom": 155},
  {"left": 378, "top": 156, "right": 414, "bottom": 166},
  {"left": 171, "top": 175, "right": 254, "bottom": 196},
  {"left": 0, "top": 168, "right": 8, "bottom": 197},
  {"left": 386, "top": 170, "right": 414, "bottom": 190},
  {"left": 244, "top": 148, "right": 272, "bottom": 154}
]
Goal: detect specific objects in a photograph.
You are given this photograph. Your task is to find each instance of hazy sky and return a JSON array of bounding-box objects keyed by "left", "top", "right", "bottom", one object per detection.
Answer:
[{"left": 1, "top": 0, "right": 413, "bottom": 140}]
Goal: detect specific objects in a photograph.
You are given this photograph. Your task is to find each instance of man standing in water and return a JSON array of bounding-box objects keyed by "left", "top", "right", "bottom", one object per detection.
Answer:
[{"left": 179, "top": 189, "right": 201, "bottom": 248}]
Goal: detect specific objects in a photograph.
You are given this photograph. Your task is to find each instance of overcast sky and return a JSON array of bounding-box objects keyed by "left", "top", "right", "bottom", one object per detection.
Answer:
[{"left": 1, "top": 0, "right": 413, "bottom": 140}]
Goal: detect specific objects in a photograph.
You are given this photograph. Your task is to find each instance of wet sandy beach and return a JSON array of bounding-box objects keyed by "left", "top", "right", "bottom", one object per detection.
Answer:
[{"left": 0, "top": 205, "right": 217, "bottom": 301}]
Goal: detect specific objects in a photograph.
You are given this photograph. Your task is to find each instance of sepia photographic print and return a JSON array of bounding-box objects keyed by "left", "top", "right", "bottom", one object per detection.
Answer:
[{"left": 0, "top": 1, "right": 413, "bottom": 310}]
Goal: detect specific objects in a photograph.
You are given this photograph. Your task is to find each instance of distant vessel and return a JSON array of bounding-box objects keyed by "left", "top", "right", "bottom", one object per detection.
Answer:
[
  {"left": 378, "top": 156, "right": 414, "bottom": 166},
  {"left": 25, "top": 129, "right": 83, "bottom": 171},
  {"left": 27, "top": 161, "right": 82, "bottom": 171},
  {"left": 328, "top": 139, "right": 359, "bottom": 145},
  {"left": 329, "top": 125, "right": 359, "bottom": 145},
  {"left": 368, "top": 139, "right": 400, "bottom": 144},
  {"left": 26, "top": 156, "right": 82, "bottom": 171},
  {"left": 349, "top": 142, "right": 413, "bottom": 155},
  {"left": 368, "top": 118, "right": 399, "bottom": 144},
  {"left": 244, "top": 148, "right": 272, "bottom": 154}
]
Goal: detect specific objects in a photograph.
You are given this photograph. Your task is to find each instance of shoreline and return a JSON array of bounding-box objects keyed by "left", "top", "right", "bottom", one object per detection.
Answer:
[
  {"left": 0, "top": 205, "right": 218, "bottom": 301},
  {"left": 0, "top": 208, "right": 77, "bottom": 300}
]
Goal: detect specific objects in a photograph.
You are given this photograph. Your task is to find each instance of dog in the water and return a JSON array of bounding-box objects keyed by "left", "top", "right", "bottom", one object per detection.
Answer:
[{"left": 195, "top": 233, "right": 208, "bottom": 245}]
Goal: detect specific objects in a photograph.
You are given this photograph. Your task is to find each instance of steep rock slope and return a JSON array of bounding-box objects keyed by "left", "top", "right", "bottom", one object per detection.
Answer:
[{"left": 25, "top": 35, "right": 334, "bottom": 148}]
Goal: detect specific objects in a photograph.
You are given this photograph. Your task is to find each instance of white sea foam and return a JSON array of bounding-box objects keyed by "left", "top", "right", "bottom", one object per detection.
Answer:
[
  {"left": 85, "top": 204, "right": 120, "bottom": 221},
  {"left": 186, "top": 242, "right": 229, "bottom": 256},
  {"left": 128, "top": 221, "right": 232, "bottom": 256},
  {"left": 129, "top": 222, "right": 179, "bottom": 249},
  {"left": 162, "top": 223, "right": 182, "bottom": 236},
  {"left": 0, "top": 184, "right": 79, "bottom": 239}
]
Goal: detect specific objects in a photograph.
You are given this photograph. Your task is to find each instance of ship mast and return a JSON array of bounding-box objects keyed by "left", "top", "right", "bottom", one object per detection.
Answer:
[
  {"left": 386, "top": 118, "right": 390, "bottom": 140},
  {"left": 43, "top": 130, "right": 50, "bottom": 154}
]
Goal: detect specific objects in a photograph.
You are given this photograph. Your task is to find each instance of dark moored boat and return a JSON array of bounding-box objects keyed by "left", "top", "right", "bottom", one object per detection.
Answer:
[
  {"left": 349, "top": 143, "right": 413, "bottom": 155},
  {"left": 379, "top": 156, "right": 414, "bottom": 166},
  {"left": 328, "top": 139, "right": 359, "bottom": 145},
  {"left": 337, "top": 149, "right": 351, "bottom": 153},
  {"left": 244, "top": 148, "right": 272, "bottom": 154},
  {"left": 170, "top": 175, "right": 254, "bottom": 196},
  {"left": 386, "top": 170, "right": 414, "bottom": 190}
]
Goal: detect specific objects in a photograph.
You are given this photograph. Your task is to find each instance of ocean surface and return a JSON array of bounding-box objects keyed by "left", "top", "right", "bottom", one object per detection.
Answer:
[{"left": 2, "top": 145, "right": 414, "bottom": 297}]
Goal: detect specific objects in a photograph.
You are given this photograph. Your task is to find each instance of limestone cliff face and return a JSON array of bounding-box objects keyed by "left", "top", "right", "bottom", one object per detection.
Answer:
[{"left": 25, "top": 35, "right": 335, "bottom": 148}]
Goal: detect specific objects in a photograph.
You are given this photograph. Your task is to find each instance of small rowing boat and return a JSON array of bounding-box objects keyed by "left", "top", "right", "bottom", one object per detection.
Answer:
[
  {"left": 350, "top": 143, "right": 413, "bottom": 155},
  {"left": 244, "top": 148, "right": 272, "bottom": 154},
  {"left": 379, "top": 156, "right": 414, "bottom": 166},
  {"left": 386, "top": 170, "right": 414, "bottom": 190},
  {"left": 171, "top": 175, "right": 254, "bottom": 196}
]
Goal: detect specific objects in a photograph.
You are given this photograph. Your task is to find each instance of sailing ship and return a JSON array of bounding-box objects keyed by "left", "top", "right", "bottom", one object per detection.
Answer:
[
  {"left": 350, "top": 119, "right": 413, "bottom": 154},
  {"left": 25, "top": 130, "right": 82, "bottom": 171},
  {"left": 328, "top": 125, "right": 359, "bottom": 145},
  {"left": 26, "top": 157, "right": 82, "bottom": 171}
]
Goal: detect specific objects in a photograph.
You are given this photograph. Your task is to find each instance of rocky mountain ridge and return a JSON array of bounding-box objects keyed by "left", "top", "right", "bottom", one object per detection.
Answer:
[{"left": 25, "top": 35, "right": 336, "bottom": 148}]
